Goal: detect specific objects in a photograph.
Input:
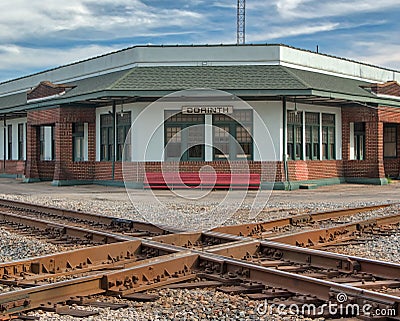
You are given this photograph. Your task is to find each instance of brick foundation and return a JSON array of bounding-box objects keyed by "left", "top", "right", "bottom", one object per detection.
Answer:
[{"left": 0, "top": 160, "right": 25, "bottom": 176}]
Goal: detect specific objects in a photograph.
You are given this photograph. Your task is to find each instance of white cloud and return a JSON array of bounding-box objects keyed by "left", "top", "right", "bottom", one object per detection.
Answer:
[
  {"left": 0, "top": 0, "right": 205, "bottom": 41},
  {"left": 0, "top": 44, "right": 119, "bottom": 72},
  {"left": 248, "top": 22, "right": 339, "bottom": 41},
  {"left": 272, "top": 0, "right": 400, "bottom": 19},
  {"left": 0, "top": 0, "right": 399, "bottom": 81},
  {"left": 347, "top": 42, "right": 400, "bottom": 70}
]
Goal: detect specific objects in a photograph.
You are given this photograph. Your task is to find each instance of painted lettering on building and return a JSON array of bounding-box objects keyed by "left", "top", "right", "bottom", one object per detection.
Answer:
[{"left": 182, "top": 106, "right": 233, "bottom": 114}]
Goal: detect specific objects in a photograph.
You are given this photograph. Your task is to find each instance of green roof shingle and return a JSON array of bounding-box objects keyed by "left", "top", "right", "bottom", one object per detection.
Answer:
[{"left": 111, "top": 65, "right": 309, "bottom": 91}]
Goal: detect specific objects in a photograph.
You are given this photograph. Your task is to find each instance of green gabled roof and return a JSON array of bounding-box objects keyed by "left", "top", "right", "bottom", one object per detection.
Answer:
[
  {"left": 1, "top": 64, "right": 400, "bottom": 114},
  {"left": 0, "top": 92, "right": 27, "bottom": 110},
  {"left": 285, "top": 67, "right": 374, "bottom": 98},
  {"left": 60, "top": 69, "right": 130, "bottom": 98},
  {"left": 110, "top": 65, "right": 309, "bottom": 91}
]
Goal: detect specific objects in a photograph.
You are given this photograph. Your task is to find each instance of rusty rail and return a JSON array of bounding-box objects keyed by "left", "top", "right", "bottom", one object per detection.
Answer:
[
  {"left": 211, "top": 203, "right": 393, "bottom": 237},
  {"left": 0, "top": 198, "right": 170, "bottom": 236},
  {"left": 0, "top": 211, "right": 125, "bottom": 244},
  {"left": 1, "top": 241, "right": 399, "bottom": 318},
  {"left": 270, "top": 211, "right": 400, "bottom": 248},
  {"left": 0, "top": 200, "right": 399, "bottom": 319}
]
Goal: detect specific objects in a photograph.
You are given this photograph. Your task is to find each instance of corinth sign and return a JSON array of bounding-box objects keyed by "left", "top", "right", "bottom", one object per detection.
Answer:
[{"left": 182, "top": 105, "right": 233, "bottom": 115}]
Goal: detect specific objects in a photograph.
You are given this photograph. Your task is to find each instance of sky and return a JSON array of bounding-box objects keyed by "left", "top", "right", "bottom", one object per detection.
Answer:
[{"left": 0, "top": 0, "right": 399, "bottom": 83}]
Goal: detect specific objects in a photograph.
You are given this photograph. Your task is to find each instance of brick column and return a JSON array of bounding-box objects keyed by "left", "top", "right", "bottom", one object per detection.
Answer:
[
  {"left": 366, "top": 121, "right": 385, "bottom": 178},
  {"left": 24, "top": 124, "right": 40, "bottom": 182},
  {"left": 53, "top": 122, "right": 73, "bottom": 182}
]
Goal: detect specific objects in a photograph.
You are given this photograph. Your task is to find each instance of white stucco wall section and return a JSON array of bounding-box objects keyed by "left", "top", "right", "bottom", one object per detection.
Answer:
[{"left": 250, "top": 101, "right": 282, "bottom": 162}]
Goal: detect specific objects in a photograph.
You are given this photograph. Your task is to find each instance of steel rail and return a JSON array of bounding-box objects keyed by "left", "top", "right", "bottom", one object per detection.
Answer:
[
  {"left": 1, "top": 246, "right": 399, "bottom": 319},
  {"left": 1, "top": 207, "right": 399, "bottom": 283},
  {"left": 0, "top": 241, "right": 143, "bottom": 282},
  {"left": 0, "top": 211, "right": 126, "bottom": 244},
  {"left": 270, "top": 211, "right": 400, "bottom": 248},
  {"left": 0, "top": 202, "right": 399, "bottom": 319},
  {"left": 205, "top": 236, "right": 400, "bottom": 280},
  {"left": 0, "top": 198, "right": 171, "bottom": 235},
  {"left": 211, "top": 203, "right": 394, "bottom": 237}
]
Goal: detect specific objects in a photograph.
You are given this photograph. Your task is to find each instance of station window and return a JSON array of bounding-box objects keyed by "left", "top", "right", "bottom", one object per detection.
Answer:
[
  {"left": 213, "top": 125, "right": 230, "bottom": 160},
  {"left": 18, "top": 123, "right": 24, "bottom": 160},
  {"left": 354, "top": 122, "right": 365, "bottom": 160},
  {"left": 117, "top": 112, "right": 131, "bottom": 161},
  {"left": 164, "top": 112, "right": 205, "bottom": 161},
  {"left": 305, "top": 112, "right": 320, "bottom": 160},
  {"left": 73, "top": 123, "right": 84, "bottom": 162},
  {"left": 322, "top": 114, "right": 335, "bottom": 160},
  {"left": 287, "top": 111, "right": 303, "bottom": 160},
  {"left": 39, "top": 126, "right": 54, "bottom": 161},
  {"left": 384, "top": 125, "right": 397, "bottom": 158},
  {"left": 212, "top": 110, "right": 253, "bottom": 160},
  {"left": 7, "top": 125, "right": 12, "bottom": 160},
  {"left": 100, "top": 114, "right": 114, "bottom": 161}
]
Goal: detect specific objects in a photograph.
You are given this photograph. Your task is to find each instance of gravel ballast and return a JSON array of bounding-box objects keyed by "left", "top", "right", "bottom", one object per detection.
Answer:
[{"left": 0, "top": 182, "right": 399, "bottom": 321}]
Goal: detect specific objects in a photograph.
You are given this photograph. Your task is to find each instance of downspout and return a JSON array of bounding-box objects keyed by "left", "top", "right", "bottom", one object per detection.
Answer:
[
  {"left": 282, "top": 97, "right": 291, "bottom": 190},
  {"left": 112, "top": 101, "right": 116, "bottom": 180},
  {"left": 3, "top": 114, "right": 6, "bottom": 173}
]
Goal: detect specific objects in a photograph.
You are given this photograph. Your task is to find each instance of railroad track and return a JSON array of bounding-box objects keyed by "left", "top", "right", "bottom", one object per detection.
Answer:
[
  {"left": 0, "top": 199, "right": 399, "bottom": 320},
  {"left": 0, "top": 199, "right": 172, "bottom": 237}
]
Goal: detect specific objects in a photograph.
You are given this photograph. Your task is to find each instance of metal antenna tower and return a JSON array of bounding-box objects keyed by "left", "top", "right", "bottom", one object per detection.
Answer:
[{"left": 237, "top": 0, "right": 245, "bottom": 44}]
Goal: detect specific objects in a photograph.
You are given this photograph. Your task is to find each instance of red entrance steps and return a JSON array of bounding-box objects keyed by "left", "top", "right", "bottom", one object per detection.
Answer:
[{"left": 144, "top": 172, "right": 261, "bottom": 190}]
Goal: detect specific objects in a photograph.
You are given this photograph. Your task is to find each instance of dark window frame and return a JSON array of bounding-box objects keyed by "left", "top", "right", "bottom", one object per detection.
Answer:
[
  {"left": 383, "top": 124, "right": 397, "bottom": 158},
  {"left": 51, "top": 126, "right": 55, "bottom": 161},
  {"left": 39, "top": 126, "right": 45, "bottom": 161},
  {"left": 354, "top": 122, "right": 365, "bottom": 160},
  {"left": 287, "top": 111, "right": 303, "bottom": 160},
  {"left": 18, "top": 123, "right": 24, "bottom": 160},
  {"left": 72, "top": 123, "right": 84, "bottom": 162},
  {"left": 7, "top": 125, "right": 12, "bottom": 160},
  {"left": 117, "top": 112, "right": 131, "bottom": 161},
  {"left": 212, "top": 110, "right": 253, "bottom": 161},
  {"left": 322, "top": 114, "right": 336, "bottom": 160},
  {"left": 305, "top": 112, "right": 320, "bottom": 160},
  {"left": 164, "top": 112, "right": 205, "bottom": 161},
  {"left": 100, "top": 114, "right": 114, "bottom": 161}
]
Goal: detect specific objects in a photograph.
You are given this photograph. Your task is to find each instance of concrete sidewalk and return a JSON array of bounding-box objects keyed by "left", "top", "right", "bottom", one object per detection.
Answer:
[{"left": 0, "top": 178, "right": 399, "bottom": 205}]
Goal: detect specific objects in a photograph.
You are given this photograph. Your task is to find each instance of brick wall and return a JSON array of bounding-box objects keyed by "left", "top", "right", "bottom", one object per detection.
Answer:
[
  {"left": 0, "top": 160, "right": 25, "bottom": 175},
  {"left": 370, "top": 81, "right": 400, "bottom": 97},
  {"left": 287, "top": 160, "right": 344, "bottom": 181},
  {"left": 341, "top": 106, "right": 385, "bottom": 178},
  {"left": 383, "top": 159, "right": 399, "bottom": 177},
  {"left": 25, "top": 106, "right": 96, "bottom": 182},
  {"left": 37, "top": 161, "right": 55, "bottom": 180}
]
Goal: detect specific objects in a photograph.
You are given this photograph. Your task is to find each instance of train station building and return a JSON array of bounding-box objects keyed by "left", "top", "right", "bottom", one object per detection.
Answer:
[{"left": 0, "top": 44, "right": 400, "bottom": 189}]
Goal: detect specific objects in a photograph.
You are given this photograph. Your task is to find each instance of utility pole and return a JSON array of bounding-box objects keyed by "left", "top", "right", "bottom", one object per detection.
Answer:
[{"left": 237, "top": 0, "right": 245, "bottom": 44}]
